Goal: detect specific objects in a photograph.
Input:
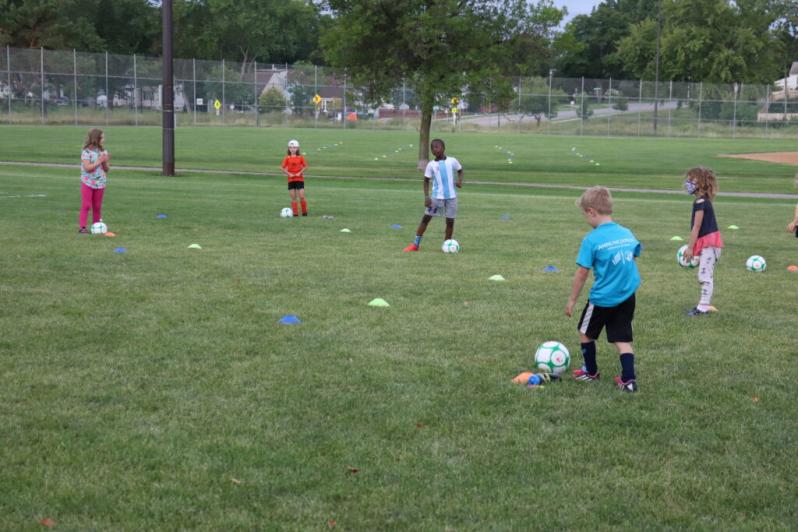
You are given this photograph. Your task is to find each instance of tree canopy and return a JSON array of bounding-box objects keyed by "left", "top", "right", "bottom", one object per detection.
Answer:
[
  {"left": 320, "top": 0, "right": 565, "bottom": 167},
  {"left": 0, "top": 0, "right": 794, "bottom": 84}
]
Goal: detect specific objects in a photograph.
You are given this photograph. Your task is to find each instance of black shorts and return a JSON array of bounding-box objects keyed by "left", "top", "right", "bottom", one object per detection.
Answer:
[
  {"left": 577, "top": 293, "right": 635, "bottom": 343},
  {"left": 288, "top": 181, "right": 305, "bottom": 190}
]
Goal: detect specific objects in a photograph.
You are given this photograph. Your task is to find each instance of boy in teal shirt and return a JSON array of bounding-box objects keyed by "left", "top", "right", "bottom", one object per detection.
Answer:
[{"left": 565, "top": 186, "right": 641, "bottom": 392}]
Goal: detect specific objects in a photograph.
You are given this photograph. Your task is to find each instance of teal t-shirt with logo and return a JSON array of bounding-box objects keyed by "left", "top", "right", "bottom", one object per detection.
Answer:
[{"left": 576, "top": 221, "right": 641, "bottom": 307}]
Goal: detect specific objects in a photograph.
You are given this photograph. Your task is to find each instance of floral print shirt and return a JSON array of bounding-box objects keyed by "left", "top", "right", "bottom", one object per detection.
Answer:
[{"left": 81, "top": 148, "right": 107, "bottom": 189}]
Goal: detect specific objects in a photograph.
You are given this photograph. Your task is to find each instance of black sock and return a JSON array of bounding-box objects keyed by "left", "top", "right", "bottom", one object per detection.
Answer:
[
  {"left": 581, "top": 342, "right": 597, "bottom": 375},
  {"left": 620, "top": 353, "right": 636, "bottom": 382}
]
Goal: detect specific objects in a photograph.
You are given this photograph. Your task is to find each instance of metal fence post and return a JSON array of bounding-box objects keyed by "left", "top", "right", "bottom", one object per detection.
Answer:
[
  {"left": 607, "top": 77, "right": 612, "bottom": 136},
  {"left": 221, "top": 58, "right": 225, "bottom": 124},
  {"left": 73, "top": 49, "right": 78, "bottom": 125},
  {"left": 6, "top": 46, "right": 10, "bottom": 120},
  {"left": 580, "top": 76, "right": 585, "bottom": 136},
  {"left": 547, "top": 70, "right": 552, "bottom": 135},
  {"left": 732, "top": 82, "right": 738, "bottom": 138},
  {"left": 517, "top": 76, "right": 522, "bottom": 133},
  {"left": 105, "top": 50, "right": 109, "bottom": 125},
  {"left": 698, "top": 81, "right": 703, "bottom": 132},
  {"left": 764, "top": 85, "right": 770, "bottom": 138},
  {"left": 637, "top": 78, "right": 642, "bottom": 136},
  {"left": 315, "top": 65, "right": 319, "bottom": 128},
  {"left": 254, "top": 60, "right": 259, "bottom": 127},
  {"left": 192, "top": 58, "right": 196, "bottom": 126},
  {"left": 342, "top": 71, "right": 347, "bottom": 129},
  {"left": 40, "top": 47, "right": 44, "bottom": 123},
  {"left": 784, "top": 69, "right": 789, "bottom": 122},
  {"left": 133, "top": 53, "right": 138, "bottom": 126},
  {"left": 668, "top": 80, "right": 672, "bottom": 137}
]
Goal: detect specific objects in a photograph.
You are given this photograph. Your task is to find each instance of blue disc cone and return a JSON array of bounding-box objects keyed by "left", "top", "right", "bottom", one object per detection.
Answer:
[
  {"left": 391, "top": 224, "right": 402, "bottom": 229},
  {"left": 156, "top": 213, "right": 167, "bottom": 219},
  {"left": 500, "top": 214, "right": 511, "bottom": 221},
  {"left": 114, "top": 247, "right": 127, "bottom": 253},
  {"left": 279, "top": 314, "right": 302, "bottom": 325},
  {"left": 544, "top": 265, "right": 560, "bottom": 272}
]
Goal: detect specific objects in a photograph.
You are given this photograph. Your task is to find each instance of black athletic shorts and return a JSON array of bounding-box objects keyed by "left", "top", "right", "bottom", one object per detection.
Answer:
[
  {"left": 288, "top": 181, "right": 305, "bottom": 190},
  {"left": 577, "top": 293, "right": 635, "bottom": 343}
]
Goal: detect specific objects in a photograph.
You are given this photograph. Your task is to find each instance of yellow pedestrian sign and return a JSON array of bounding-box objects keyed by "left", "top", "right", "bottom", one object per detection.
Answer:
[
  {"left": 450, "top": 97, "right": 459, "bottom": 106},
  {"left": 313, "top": 94, "right": 322, "bottom": 105},
  {"left": 213, "top": 99, "right": 222, "bottom": 111}
]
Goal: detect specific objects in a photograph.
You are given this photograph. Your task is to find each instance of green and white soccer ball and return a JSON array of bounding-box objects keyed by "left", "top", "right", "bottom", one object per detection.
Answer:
[
  {"left": 280, "top": 207, "right": 293, "bottom": 218},
  {"left": 676, "top": 244, "right": 699, "bottom": 268},
  {"left": 90, "top": 221, "right": 107, "bottom": 235},
  {"left": 745, "top": 255, "right": 766, "bottom": 272},
  {"left": 534, "top": 341, "right": 570, "bottom": 376},
  {"left": 442, "top": 239, "right": 460, "bottom": 254}
]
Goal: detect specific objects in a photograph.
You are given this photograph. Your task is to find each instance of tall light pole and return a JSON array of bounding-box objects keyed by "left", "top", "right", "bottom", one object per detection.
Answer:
[
  {"left": 162, "top": 0, "right": 175, "bottom": 176},
  {"left": 653, "top": 0, "right": 662, "bottom": 134}
]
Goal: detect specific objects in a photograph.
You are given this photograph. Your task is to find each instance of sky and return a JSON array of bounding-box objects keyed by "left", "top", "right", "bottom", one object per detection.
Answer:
[{"left": 554, "top": 0, "right": 603, "bottom": 24}]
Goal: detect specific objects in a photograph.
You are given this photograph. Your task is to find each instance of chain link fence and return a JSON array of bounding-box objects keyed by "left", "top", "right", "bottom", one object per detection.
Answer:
[{"left": 2, "top": 46, "right": 796, "bottom": 138}]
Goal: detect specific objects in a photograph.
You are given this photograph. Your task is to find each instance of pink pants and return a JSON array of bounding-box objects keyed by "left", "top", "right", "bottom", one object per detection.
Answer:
[{"left": 79, "top": 183, "right": 105, "bottom": 228}]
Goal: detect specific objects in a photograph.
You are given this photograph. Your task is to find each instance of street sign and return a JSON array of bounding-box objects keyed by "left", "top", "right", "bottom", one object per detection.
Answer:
[
  {"left": 313, "top": 94, "right": 322, "bottom": 105},
  {"left": 450, "top": 97, "right": 459, "bottom": 106},
  {"left": 213, "top": 99, "right": 221, "bottom": 110}
]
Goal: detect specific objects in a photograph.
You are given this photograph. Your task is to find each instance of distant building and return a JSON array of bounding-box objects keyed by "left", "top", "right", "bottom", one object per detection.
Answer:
[
  {"left": 773, "top": 61, "right": 798, "bottom": 100},
  {"left": 757, "top": 62, "right": 798, "bottom": 122}
]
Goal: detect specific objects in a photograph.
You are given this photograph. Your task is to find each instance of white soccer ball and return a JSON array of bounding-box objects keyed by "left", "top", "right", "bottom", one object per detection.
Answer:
[
  {"left": 280, "top": 208, "right": 293, "bottom": 218},
  {"left": 745, "top": 255, "right": 766, "bottom": 272},
  {"left": 442, "top": 239, "right": 460, "bottom": 254},
  {"left": 534, "top": 341, "right": 571, "bottom": 377},
  {"left": 90, "top": 222, "right": 107, "bottom": 235},
  {"left": 676, "top": 245, "right": 699, "bottom": 268}
]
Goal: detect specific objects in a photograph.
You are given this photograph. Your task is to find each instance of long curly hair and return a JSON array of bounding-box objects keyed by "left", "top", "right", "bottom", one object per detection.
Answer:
[{"left": 686, "top": 166, "right": 718, "bottom": 199}]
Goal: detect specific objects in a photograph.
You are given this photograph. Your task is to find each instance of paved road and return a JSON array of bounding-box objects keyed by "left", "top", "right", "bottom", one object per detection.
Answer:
[
  {"left": 3, "top": 160, "right": 797, "bottom": 200},
  {"left": 455, "top": 101, "right": 680, "bottom": 127}
]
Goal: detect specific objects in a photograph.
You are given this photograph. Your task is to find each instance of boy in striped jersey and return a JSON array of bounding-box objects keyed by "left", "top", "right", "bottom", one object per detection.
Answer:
[{"left": 403, "top": 139, "right": 463, "bottom": 252}]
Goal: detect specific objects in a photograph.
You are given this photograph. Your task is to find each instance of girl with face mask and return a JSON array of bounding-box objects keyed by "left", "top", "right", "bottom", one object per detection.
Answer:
[{"left": 683, "top": 167, "right": 723, "bottom": 317}]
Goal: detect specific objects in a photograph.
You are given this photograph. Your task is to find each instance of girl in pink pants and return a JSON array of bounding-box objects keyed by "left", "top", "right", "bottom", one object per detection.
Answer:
[{"left": 79, "top": 128, "right": 110, "bottom": 233}]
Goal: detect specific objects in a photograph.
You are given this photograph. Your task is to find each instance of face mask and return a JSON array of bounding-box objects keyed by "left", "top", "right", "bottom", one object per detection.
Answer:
[{"left": 684, "top": 179, "right": 697, "bottom": 195}]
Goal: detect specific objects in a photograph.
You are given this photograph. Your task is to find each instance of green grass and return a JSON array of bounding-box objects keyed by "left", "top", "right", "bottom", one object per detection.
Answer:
[
  {"left": 1, "top": 129, "right": 797, "bottom": 529},
  {"left": 0, "top": 125, "right": 796, "bottom": 193}
]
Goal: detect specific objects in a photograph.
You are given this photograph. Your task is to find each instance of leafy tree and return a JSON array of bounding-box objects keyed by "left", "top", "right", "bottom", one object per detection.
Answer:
[
  {"left": 618, "top": 0, "right": 786, "bottom": 83},
  {"left": 772, "top": 0, "right": 798, "bottom": 75},
  {"left": 173, "top": 0, "right": 324, "bottom": 72},
  {"left": 321, "top": 0, "right": 564, "bottom": 168},
  {"left": 259, "top": 86, "right": 287, "bottom": 113},
  {"left": 512, "top": 78, "right": 561, "bottom": 125},
  {"left": 576, "top": 97, "right": 593, "bottom": 119},
  {"left": 555, "top": 0, "right": 657, "bottom": 79},
  {"left": 0, "top": 0, "right": 104, "bottom": 49},
  {"left": 612, "top": 97, "right": 629, "bottom": 111}
]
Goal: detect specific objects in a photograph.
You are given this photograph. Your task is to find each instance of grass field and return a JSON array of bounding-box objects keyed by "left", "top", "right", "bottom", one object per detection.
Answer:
[
  {"left": 1, "top": 125, "right": 797, "bottom": 193},
  {"left": 1, "top": 126, "right": 797, "bottom": 529}
]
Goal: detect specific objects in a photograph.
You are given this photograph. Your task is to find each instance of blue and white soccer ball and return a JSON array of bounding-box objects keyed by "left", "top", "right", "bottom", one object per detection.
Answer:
[
  {"left": 745, "top": 255, "right": 766, "bottom": 272},
  {"left": 534, "top": 341, "right": 571, "bottom": 376},
  {"left": 90, "top": 222, "right": 107, "bottom": 235},
  {"left": 676, "top": 245, "right": 699, "bottom": 268},
  {"left": 280, "top": 207, "right": 293, "bottom": 218},
  {"left": 442, "top": 239, "right": 460, "bottom": 254}
]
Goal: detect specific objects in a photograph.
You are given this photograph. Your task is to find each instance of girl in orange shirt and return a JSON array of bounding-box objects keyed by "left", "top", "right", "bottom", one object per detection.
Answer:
[{"left": 281, "top": 139, "right": 308, "bottom": 216}]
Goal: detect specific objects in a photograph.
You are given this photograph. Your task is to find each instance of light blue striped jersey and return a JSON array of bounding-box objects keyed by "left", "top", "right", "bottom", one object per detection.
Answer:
[{"left": 424, "top": 157, "right": 462, "bottom": 200}]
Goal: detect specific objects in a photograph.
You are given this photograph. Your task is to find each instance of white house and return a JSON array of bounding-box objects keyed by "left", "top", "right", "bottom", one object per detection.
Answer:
[
  {"left": 758, "top": 62, "right": 798, "bottom": 122},
  {"left": 773, "top": 62, "right": 798, "bottom": 93}
]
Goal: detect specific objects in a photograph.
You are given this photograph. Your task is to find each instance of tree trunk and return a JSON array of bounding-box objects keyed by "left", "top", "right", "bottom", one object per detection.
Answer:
[{"left": 417, "top": 98, "right": 433, "bottom": 171}]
